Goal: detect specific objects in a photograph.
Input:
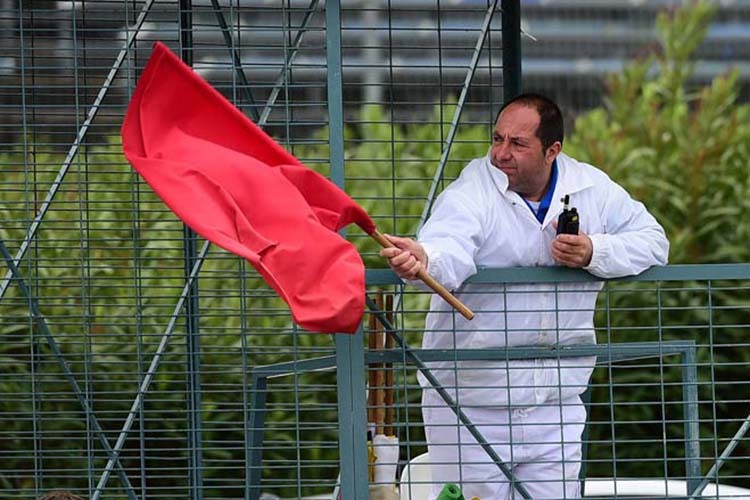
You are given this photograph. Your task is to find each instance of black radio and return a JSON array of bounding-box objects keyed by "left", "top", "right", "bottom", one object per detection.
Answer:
[{"left": 556, "top": 194, "right": 579, "bottom": 235}]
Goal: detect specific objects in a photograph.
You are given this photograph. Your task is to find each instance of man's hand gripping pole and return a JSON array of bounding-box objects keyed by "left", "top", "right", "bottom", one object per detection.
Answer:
[{"left": 370, "top": 230, "right": 474, "bottom": 320}]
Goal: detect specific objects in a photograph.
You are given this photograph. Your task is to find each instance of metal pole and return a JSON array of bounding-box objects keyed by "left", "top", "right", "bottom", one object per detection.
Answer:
[
  {"left": 326, "top": 0, "right": 370, "bottom": 497},
  {"left": 501, "top": 0, "right": 522, "bottom": 102},
  {"left": 179, "top": 3, "right": 204, "bottom": 499}
]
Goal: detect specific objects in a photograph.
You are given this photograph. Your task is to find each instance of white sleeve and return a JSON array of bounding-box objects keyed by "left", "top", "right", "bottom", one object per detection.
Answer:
[
  {"left": 584, "top": 181, "right": 669, "bottom": 279},
  {"left": 413, "top": 188, "right": 485, "bottom": 291}
]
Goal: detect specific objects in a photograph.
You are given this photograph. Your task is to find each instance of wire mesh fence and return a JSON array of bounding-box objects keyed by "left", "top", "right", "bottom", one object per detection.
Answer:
[
  {"left": 2, "top": 1, "right": 750, "bottom": 500},
  {"left": 365, "top": 270, "right": 750, "bottom": 500}
]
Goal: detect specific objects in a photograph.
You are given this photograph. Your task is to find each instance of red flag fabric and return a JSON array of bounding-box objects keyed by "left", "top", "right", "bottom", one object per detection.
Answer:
[{"left": 122, "top": 41, "right": 376, "bottom": 334}]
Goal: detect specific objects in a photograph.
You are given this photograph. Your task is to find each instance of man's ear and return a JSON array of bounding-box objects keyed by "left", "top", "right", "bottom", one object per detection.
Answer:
[{"left": 545, "top": 141, "right": 562, "bottom": 163}]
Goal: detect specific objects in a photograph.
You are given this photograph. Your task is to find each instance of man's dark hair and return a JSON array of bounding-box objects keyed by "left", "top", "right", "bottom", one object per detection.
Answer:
[{"left": 495, "top": 93, "right": 564, "bottom": 151}]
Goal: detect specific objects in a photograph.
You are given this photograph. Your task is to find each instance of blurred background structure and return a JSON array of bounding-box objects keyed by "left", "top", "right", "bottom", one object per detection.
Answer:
[
  {"left": 2, "top": 0, "right": 749, "bottom": 141},
  {"left": 2, "top": 1, "right": 750, "bottom": 499}
]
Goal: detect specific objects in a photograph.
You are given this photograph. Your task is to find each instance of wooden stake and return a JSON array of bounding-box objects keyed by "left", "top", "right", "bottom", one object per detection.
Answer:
[
  {"left": 384, "top": 294, "right": 394, "bottom": 437},
  {"left": 374, "top": 293, "right": 385, "bottom": 436},
  {"left": 367, "top": 302, "right": 377, "bottom": 425}
]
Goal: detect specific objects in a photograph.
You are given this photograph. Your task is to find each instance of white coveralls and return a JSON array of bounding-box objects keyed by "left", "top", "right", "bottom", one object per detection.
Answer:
[{"left": 414, "top": 153, "right": 669, "bottom": 500}]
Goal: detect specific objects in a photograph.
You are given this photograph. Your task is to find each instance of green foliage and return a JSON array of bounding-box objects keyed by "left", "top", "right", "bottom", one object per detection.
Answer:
[
  {"left": 0, "top": 140, "right": 338, "bottom": 498},
  {"left": 565, "top": 1, "right": 750, "bottom": 265},
  {"left": 3, "top": 1, "right": 749, "bottom": 495},
  {"left": 0, "top": 112, "right": 489, "bottom": 497},
  {"left": 565, "top": 0, "right": 750, "bottom": 483}
]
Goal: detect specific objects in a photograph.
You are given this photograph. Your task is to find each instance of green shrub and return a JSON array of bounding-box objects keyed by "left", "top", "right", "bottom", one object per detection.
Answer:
[
  {"left": 3, "top": 0, "right": 749, "bottom": 495},
  {"left": 565, "top": 0, "right": 750, "bottom": 482}
]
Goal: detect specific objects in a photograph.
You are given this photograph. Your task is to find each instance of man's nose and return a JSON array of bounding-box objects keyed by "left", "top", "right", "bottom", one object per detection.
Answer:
[{"left": 493, "top": 142, "right": 511, "bottom": 160}]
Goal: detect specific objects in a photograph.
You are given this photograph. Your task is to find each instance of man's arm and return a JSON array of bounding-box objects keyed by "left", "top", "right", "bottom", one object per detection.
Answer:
[
  {"left": 562, "top": 181, "right": 669, "bottom": 279},
  {"left": 380, "top": 189, "right": 485, "bottom": 290}
]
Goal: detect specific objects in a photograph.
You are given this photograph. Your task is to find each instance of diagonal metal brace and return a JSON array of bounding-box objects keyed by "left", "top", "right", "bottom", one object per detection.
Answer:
[
  {"left": 209, "top": 0, "right": 259, "bottom": 121},
  {"left": 0, "top": 0, "right": 159, "bottom": 302},
  {"left": 419, "top": 0, "right": 500, "bottom": 226},
  {"left": 258, "top": 0, "right": 321, "bottom": 125},
  {"left": 688, "top": 412, "right": 750, "bottom": 500},
  {"left": 364, "top": 294, "right": 532, "bottom": 500},
  {"left": 0, "top": 239, "right": 138, "bottom": 500},
  {"left": 90, "top": 240, "right": 211, "bottom": 500},
  {"left": 390, "top": 0, "right": 500, "bottom": 318}
]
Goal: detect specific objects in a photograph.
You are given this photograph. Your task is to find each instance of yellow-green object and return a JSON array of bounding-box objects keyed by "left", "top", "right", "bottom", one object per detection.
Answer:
[
  {"left": 436, "top": 483, "right": 465, "bottom": 500},
  {"left": 367, "top": 438, "right": 377, "bottom": 483}
]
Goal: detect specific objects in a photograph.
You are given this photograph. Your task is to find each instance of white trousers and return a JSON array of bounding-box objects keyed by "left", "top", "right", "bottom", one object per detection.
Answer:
[{"left": 422, "top": 390, "right": 586, "bottom": 500}]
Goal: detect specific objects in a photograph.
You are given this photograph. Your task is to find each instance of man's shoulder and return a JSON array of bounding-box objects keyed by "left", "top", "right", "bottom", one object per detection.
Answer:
[
  {"left": 435, "top": 157, "right": 497, "bottom": 211},
  {"left": 558, "top": 152, "right": 606, "bottom": 175},
  {"left": 446, "top": 156, "right": 494, "bottom": 190},
  {"left": 458, "top": 156, "right": 490, "bottom": 176},
  {"left": 557, "top": 153, "right": 615, "bottom": 187}
]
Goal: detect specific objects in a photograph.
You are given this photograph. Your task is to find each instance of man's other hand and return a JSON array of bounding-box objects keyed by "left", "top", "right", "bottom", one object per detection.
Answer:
[
  {"left": 378, "top": 234, "right": 427, "bottom": 280},
  {"left": 551, "top": 223, "right": 593, "bottom": 268}
]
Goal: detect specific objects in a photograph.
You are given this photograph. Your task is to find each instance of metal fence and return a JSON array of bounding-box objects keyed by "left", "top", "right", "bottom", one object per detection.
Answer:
[{"left": 2, "top": 1, "right": 750, "bottom": 500}]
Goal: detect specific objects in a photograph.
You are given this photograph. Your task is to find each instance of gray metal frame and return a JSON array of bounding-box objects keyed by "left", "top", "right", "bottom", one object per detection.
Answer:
[
  {"left": 247, "top": 336, "right": 700, "bottom": 498},
  {"left": 4, "top": 0, "right": 749, "bottom": 497},
  {"left": 7, "top": 231, "right": 748, "bottom": 498}
]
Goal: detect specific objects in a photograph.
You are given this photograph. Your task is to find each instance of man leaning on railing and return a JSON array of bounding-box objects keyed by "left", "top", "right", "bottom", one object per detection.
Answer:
[{"left": 380, "top": 92, "right": 669, "bottom": 500}]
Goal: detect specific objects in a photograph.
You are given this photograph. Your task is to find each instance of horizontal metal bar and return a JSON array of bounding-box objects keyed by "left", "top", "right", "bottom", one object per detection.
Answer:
[
  {"left": 251, "top": 341, "right": 695, "bottom": 380},
  {"left": 366, "top": 264, "right": 750, "bottom": 286},
  {"left": 253, "top": 356, "right": 338, "bottom": 378},
  {"left": 364, "top": 341, "right": 696, "bottom": 365}
]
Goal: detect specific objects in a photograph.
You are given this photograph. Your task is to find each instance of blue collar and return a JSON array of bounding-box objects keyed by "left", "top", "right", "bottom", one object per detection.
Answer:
[{"left": 522, "top": 159, "right": 558, "bottom": 224}]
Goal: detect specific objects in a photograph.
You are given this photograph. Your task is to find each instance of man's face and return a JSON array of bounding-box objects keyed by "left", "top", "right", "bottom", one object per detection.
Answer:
[{"left": 490, "top": 103, "right": 559, "bottom": 201}]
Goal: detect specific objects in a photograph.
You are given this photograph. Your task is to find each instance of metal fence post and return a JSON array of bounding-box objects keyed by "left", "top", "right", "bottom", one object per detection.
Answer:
[
  {"left": 179, "top": 4, "right": 204, "bottom": 499},
  {"left": 682, "top": 340, "right": 701, "bottom": 492},
  {"left": 502, "top": 0, "right": 522, "bottom": 102},
  {"left": 327, "top": 0, "right": 370, "bottom": 497}
]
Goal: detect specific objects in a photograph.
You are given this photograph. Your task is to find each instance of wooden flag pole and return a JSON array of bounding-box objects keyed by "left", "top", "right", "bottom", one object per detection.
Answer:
[{"left": 370, "top": 230, "right": 474, "bottom": 320}]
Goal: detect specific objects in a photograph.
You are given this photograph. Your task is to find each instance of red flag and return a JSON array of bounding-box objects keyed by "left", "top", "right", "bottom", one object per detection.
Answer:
[{"left": 122, "top": 42, "right": 376, "bottom": 334}]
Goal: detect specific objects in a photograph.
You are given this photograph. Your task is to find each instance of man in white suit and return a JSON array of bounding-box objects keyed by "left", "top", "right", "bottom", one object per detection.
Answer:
[{"left": 381, "top": 93, "right": 669, "bottom": 500}]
